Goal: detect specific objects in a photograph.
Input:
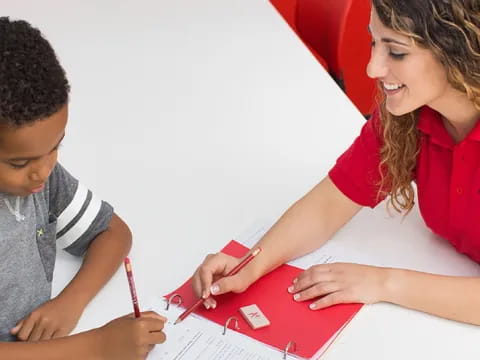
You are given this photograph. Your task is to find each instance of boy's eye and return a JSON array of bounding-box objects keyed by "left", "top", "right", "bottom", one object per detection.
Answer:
[
  {"left": 9, "top": 161, "right": 29, "bottom": 169},
  {"left": 6, "top": 144, "right": 62, "bottom": 170}
]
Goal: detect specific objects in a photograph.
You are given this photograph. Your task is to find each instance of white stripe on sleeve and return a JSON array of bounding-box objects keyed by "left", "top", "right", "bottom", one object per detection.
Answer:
[
  {"left": 56, "top": 193, "right": 102, "bottom": 249},
  {"left": 56, "top": 183, "right": 89, "bottom": 234}
]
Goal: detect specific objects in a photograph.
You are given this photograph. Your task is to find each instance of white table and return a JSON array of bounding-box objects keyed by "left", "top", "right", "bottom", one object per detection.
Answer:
[{"left": 4, "top": 1, "right": 480, "bottom": 359}]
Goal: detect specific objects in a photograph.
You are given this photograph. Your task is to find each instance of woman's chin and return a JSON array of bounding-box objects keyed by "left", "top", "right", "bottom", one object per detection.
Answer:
[{"left": 385, "top": 102, "right": 416, "bottom": 117}]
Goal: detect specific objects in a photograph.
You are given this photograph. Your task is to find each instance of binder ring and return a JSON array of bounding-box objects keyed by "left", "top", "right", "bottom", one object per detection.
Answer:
[
  {"left": 166, "top": 293, "right": 183, "bottom": 311},
  {"left": 222, "top": 316, "right": 240, "bottom": 335},
  {"left": 283, "top": 340, "right": 297, "bottom": 359}
]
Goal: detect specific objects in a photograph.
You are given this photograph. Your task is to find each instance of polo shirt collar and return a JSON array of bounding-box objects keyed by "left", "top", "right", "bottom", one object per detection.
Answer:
[
  {"left": 467, "top": 117, "right": 480, "bottom": 141},
  {"left": 417, "top": 106, "right": 454, "bottom": 149},
  {"left": 417, "top": 106, "right": 480, "bottom": 148}
]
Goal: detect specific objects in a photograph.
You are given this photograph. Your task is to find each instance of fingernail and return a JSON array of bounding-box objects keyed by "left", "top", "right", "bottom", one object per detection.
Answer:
[
  {"left": 202, "top": 290, "right": 208, "bottom": 299},
  {"left": 287, "top": 286, "right": 294, "bottom": 293},
  {"left": 210, "top": 285, "right": 219, "bottom": 294},
  {"left": 211, "top": 302, "right": 217, "bottom": 309},
  {"left": 309, "top": 303, "right": 316, "bottom": 310},
  {"left": 204, "top": 302, "right": 210, "bottom": 309},
  {"left": 293, "top": 294, "right": 300, "bottom": 301},
  {"left": 293, "top": 278, "right": 298, "bottom": 284}
]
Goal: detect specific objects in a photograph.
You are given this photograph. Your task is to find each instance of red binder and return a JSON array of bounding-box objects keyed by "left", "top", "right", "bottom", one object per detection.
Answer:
[{"left": 165, "top": 240, "right": 362, "bottom": 358}]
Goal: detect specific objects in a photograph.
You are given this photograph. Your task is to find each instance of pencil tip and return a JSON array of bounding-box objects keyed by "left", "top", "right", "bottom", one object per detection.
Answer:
[{"left": 174, "top": 318, "right": 181, "bottom": 325}]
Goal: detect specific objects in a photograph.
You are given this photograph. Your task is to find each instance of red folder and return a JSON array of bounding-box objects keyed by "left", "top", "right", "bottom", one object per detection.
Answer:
[{"left": 165, "top": 240, "right": 362, "bottom": 358}]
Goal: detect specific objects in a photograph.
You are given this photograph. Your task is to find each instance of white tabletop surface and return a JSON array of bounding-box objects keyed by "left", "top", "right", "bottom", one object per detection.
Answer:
[{"left": 4, "top": 1, "right": 480, "bottom": 359}]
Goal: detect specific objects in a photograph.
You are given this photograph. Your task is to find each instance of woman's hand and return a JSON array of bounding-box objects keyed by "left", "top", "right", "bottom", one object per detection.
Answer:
[
  {"left": 288, "top": 263, "right": 389, "bottom": 309},
  {"left": 191, "top": 252, "right": 257, "bottom": 309}
]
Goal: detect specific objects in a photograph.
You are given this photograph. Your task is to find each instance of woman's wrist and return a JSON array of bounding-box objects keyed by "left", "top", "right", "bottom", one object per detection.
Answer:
[{"left": 380, "top": 267, "right": 404, "bottom": 303}]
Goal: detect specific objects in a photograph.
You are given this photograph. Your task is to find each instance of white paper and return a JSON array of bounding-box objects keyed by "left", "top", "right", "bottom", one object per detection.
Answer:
[{"left": 147, "top": 299, "right": 285, "bottom": 360}]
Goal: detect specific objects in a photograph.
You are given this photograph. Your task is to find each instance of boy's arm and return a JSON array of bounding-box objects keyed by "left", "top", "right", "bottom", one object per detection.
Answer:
[
  {"left": 12, "top": 213, "right": 132, "bottom": 341},
  {"left": 1, "top": 330, "right": 102, "bottom": 360},
  {"left": 3, "top": 312, "right": 167, "bottom": 360},
  {"left": 55, "top": 212, "right": 132, "bottom": 316}
]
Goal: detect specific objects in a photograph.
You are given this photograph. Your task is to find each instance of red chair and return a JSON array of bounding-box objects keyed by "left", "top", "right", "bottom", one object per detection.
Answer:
[
  {"left": 295, "top": 0, "right": 377, "bottom": 116},
  {"left": 269, "top": 0, "right": 329, "bottom": 71}
]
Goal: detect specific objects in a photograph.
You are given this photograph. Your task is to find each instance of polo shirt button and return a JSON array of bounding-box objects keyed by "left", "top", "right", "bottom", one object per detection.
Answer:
[{"left": 457, "top": 187, "right": 464, "bottom": 195}]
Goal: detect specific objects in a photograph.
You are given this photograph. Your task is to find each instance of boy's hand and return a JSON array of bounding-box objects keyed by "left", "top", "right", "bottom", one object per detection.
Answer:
[
  {"left": 95, "top": 311, "right": 167, "bottom": 360},
  {"left": 10, "top": 295, "right": 83, "bottom": 341}
]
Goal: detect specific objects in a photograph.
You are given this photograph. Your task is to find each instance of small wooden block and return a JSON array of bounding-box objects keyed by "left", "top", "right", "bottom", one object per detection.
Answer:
[{"left": 239, "top": 304, "right": 270, "bottom": 330}]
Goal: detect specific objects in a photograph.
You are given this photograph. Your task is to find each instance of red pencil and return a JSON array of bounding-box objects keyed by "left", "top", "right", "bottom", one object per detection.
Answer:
[
  {"left": 124, "top": 257, "right": 141, "bottom": 318},
  {"left": 174, "top": 247, "right": 262, "bottom": 325}
]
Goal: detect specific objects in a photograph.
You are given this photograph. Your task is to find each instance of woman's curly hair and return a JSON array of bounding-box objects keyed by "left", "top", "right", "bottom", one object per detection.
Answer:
[
  {"left": 371, "top": 0, "right": 480, "bottom": 214},
  {"left": 0, "top": 17, "right": 70, "bottom": 127}
]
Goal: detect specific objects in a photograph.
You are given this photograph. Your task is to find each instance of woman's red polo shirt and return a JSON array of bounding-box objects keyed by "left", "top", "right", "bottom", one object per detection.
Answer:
[{"left": 329, "top": 106, "right": 480, "bottom": 262}]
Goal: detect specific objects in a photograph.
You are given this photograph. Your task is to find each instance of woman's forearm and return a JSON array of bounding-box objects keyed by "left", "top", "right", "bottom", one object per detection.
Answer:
[
  {"left": 249, "top": 176, "right": 362, "bottom": 280},
  {"left": 383, "top": 268, "right": 480, "bottom": 325}
]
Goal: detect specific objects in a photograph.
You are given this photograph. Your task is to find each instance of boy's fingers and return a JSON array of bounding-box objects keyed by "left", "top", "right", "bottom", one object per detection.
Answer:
[
  {"left": 27, "top": 323, "right": 44, "bottom": 342},
  {"left": 139, "top": 311, "right": 167, "bottom": 322},
  {"left": 53, "top": 327, "right": 70, "bottom": 339},
  {"left": 148, "top": 330, "right": 167, "bottom": 344},
  {"left": 40, "top": 327, "right": 55, "bottom": 341},
  {"left": 141, "top": 317, "right": 167, "bottom": 332},
  {"left": 16, "top": 319, "right": 35, "bottom": 341},
  {"left": 147, "top": 344, "right": 155, "bottom": 352},
  {"left": 10, "top": 320, "right": 23, "bottom": 335}
]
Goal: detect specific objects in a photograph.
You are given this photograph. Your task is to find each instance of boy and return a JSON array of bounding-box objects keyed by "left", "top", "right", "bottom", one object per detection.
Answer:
[{"left": 0, "top": 17, "right": 166, "bottom": 359}]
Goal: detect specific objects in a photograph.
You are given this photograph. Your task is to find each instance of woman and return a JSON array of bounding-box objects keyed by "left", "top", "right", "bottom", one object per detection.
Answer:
[{"left": 192, "top": 0, "right": 480, "bottom": 325}]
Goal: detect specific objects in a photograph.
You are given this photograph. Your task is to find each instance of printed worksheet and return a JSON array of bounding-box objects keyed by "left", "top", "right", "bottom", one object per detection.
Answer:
[{"left": 148, "top": 301, "right": 283, "bottom": 360}]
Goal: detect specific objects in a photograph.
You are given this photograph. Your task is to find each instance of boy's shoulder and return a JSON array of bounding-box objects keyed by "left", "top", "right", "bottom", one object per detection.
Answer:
[
  {"left": 33, "top": 162, "right": 81, "bottom": 226},
  {"left": 46, "top": 163, "right": 79, "bottom": 207},
  {"left": 47, "top": 163, "right": 76, "bottom": 188}
]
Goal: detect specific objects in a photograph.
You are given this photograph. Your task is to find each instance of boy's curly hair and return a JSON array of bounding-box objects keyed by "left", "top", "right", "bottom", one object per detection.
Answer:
[{"left": 0, "top": 17, "right": 70, "bottom": 127}]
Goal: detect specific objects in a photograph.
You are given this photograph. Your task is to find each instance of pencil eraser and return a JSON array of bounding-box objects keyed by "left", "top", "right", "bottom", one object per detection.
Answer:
[{"left": 239, "top": 304, "right": 270, "bottom": 330}]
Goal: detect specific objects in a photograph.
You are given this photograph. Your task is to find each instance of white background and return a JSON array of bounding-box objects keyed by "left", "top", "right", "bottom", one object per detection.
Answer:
[{"left": 3, "top": 1, "right": 480, "bottom": 359}]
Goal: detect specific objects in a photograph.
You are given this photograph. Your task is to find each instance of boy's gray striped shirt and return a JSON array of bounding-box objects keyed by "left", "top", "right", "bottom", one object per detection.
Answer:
[{"left": 0, "top": 163, "right": 113, "bottom": 341}]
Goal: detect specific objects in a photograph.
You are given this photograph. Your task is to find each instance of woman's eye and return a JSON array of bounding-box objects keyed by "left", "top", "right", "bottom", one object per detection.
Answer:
[{"left": 389, "top": 52, "right": 406, "bottom": 59}]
